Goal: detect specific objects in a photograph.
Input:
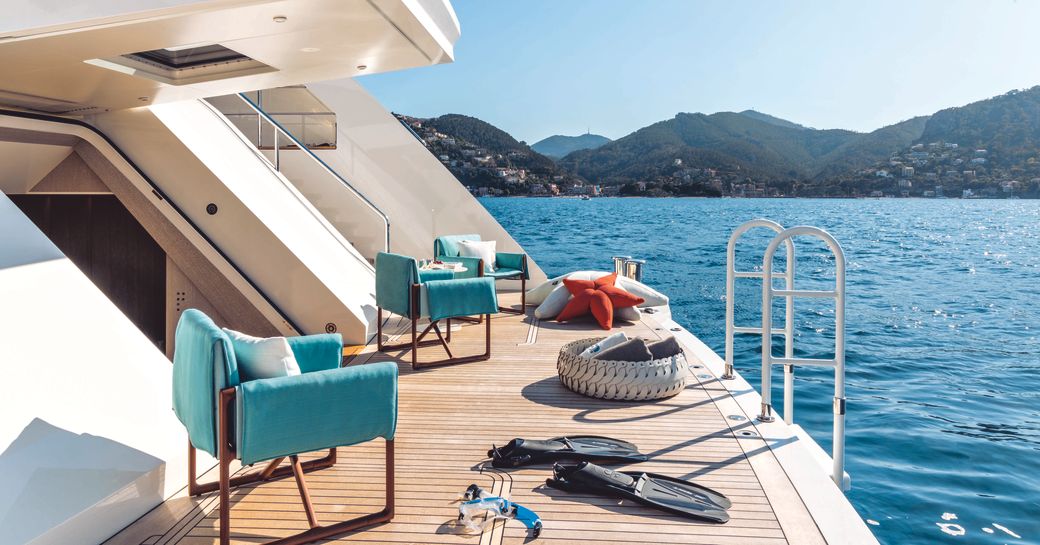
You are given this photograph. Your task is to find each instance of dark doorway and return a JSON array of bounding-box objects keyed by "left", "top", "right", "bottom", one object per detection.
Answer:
[{"left": 9, "top": 194, "right": 167, "bottom": 350}]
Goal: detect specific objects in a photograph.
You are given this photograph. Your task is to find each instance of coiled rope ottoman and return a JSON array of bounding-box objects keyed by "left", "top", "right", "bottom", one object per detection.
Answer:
[{"left": 556, "top": 337, "right": 690, "bottom": 401}]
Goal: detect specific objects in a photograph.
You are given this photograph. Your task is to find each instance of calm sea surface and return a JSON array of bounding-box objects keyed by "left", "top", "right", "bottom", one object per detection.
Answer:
[{"left": 480, "top": 197, "right": 1039, "bottom": 545}]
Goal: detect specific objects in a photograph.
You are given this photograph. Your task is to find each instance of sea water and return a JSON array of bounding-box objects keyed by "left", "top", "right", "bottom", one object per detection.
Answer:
[{"left": 481, "top": 197, "right": 1039, "bottom": 545}]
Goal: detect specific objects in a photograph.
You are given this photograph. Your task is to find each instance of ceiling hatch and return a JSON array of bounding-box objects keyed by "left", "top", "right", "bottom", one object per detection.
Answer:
[{"left": 87, "top": 44, "right": 276, "bottom": 86}]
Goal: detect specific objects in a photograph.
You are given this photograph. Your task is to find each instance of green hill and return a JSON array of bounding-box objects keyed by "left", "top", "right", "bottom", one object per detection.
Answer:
[{"left": 557, "top": 111, "right": 896, "bottom": 184}]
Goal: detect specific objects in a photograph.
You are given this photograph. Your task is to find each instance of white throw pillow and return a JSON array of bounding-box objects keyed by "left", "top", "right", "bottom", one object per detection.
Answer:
[
  {"left": 579, "top": 332, "right": 628, "bottom": 358},
  {"left": 223, "top": 329, "right": 301, "bottom": 382},
  {"left": 526, "top": 274, "right": 567, "bottom": 306},
  {"left": 616, "top": 276, "right": 669, "bottom": 307},
  {"left": 457, "top": 240, "right": 496, "bottom": 273},
  {"left": 615, "top": 305, "right": 641, "bottom": 322},
  {"left": 534, "top": 283, "right": 572, "bottom": 319}
]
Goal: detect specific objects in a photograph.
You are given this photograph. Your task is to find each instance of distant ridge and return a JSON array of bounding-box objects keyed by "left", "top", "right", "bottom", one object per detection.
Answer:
[
  {"left": 739, "top": 110, "right": 808, "bottom": 130},
  {"left": 532, "top": 133, "right": 611, "bottom": 158}
]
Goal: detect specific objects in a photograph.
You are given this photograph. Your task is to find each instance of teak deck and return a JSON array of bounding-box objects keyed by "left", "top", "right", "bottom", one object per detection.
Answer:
[{"left": 107, "top": 294, "right": 829, "bottom": 545}]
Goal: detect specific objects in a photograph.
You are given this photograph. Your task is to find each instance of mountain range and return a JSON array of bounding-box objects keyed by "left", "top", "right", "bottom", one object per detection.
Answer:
[{"left": 407, "top": 86, "right": 1040, "bottom": 197}]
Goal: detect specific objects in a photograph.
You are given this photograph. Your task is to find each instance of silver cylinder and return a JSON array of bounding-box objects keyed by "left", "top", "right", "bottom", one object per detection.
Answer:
[
  {"left": 612, "top": 256, "right": 632, "bottom": 276},
  {"left": 623, "top": 259, "right": 646, "bottom": 282}
]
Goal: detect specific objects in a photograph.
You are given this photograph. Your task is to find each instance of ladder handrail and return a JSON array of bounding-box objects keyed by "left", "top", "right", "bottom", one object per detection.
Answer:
[
  {"left": 724, "top": 219, "right": 795, "bottom": 400},
  {"left": 759, "top": 226, "right": 847, "bottom": 489},
  {"left": 236, "top": 92, "right": 391, "bottom": 254}
]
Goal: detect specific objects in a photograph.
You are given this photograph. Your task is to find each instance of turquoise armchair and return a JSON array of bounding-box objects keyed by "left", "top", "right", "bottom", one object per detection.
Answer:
[
  {"left": 433, "top": 234, "right": 530, "bottom": 314},
  {"left": 172, "top": 309, "right": 397, "bottom": 545},
  {"left": 376, "top": 252, "right": 498, "bottom": 369}
]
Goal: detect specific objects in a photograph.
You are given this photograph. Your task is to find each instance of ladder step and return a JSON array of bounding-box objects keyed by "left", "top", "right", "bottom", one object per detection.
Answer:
[
  {"left": 733, "top": 326, "right": 787, "bottom": 335},
  {"left": 772, "top": 289, "right": 837, "bottom": 298},
  {"left": 771, "top": 357, "right": 837, "bottom": 367},
  {"left": 733, "top": 271, "right": 787, "bottom": 279}
]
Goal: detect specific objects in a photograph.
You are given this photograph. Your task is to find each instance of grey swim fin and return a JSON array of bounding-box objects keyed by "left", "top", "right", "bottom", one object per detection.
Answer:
[
  {"left": 489, "top": 436, "right": 648, "bottom": 468},
  {"left": 546, "top": 461, "right": 731, "bottom": 523}
]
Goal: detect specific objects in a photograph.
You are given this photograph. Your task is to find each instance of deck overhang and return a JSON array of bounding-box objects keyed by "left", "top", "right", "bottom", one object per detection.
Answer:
[{"left": 0, "top": 0, "right": 460, "bottom": 114}]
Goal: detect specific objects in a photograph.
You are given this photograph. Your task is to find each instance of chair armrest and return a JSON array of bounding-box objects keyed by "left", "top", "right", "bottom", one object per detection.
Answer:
[
  {"left": 236, "top": 362, "right": 398, "bottom": 465},
  {"left": 495, "top": 252, "right": 529, "bottom": 279},
  {"left": 434, "top": 254, "right": 482, "bottom": 278},
  {"left": 286, "top": 333, "right": 343, "bottom": 373},
  {"left": 418, "top": 269, "right": 454, "bottom": 283}
]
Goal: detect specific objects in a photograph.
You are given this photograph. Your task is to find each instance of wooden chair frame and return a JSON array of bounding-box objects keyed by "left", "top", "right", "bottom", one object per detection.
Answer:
[
  {"left": 187, "top": 388, "right": 395, "bottom": 545},
  {"left": 488, "top": 254, "right": 527, "bottom": 315},
  {"left": 377, "top": 283, "right": 492, "bottom": 370}
]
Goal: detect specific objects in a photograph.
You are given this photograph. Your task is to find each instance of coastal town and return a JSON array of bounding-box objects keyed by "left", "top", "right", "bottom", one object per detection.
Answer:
[{"left": 829, "top": 141, "right": 1040, "bottom": 198}]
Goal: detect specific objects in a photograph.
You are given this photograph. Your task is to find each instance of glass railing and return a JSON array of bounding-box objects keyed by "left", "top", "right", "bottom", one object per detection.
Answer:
[{"left": 223, "top": 112, "right": 337, "bottom": 150}]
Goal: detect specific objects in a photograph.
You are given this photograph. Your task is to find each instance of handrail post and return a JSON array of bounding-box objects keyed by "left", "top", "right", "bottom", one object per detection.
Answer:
[
  {"left": 832, "top": 237, "right": 847, "bottom": 487},
  {"left": 783, "top": 240, "right": 795, "bottom": 425},
  {"left": 759, "top": 242, "right": 776, "bottom": 423}
]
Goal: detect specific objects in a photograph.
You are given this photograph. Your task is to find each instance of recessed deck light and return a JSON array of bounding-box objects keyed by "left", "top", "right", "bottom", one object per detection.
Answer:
[
  {"left": 356, "top": 64, "right": 368, "bottom": 71},
  {"left": 138, "top": 96, "right": 149, "bottom": 102},
  {"left": 273, "top": 15, "right": 288, "bottom": 23},
  {"left": 301, "top": 47, "right": 320, "bottom": 53}
]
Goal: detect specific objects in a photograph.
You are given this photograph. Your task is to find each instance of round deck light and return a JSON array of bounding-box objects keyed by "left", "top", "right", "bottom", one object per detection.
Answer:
[
  {"left": 356, "top": 64, "right": 368, "bottom": 71},
  {"left": 273, "top": 15, "right": 287, "bottom": 23}
]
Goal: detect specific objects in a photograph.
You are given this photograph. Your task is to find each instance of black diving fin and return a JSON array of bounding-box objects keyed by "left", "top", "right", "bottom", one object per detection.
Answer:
[
  {"left": 489, "top": 436, "right": 649, "bottom": 468},
  {"left": 546, "top": 461, "right": 731, "bottom": 523}
]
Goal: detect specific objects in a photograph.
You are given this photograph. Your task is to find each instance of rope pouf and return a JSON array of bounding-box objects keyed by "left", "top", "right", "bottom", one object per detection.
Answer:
[{"left": 556, "top": 337, "right": 690, "bottom": 401}]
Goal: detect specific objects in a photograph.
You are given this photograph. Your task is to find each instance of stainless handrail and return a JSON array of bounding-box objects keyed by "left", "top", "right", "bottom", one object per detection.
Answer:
[
  {"left": 236, "top": 93, "right": 390, "bottom": 253},
  {"left": 759, "top": 226, "right": 848, "bottom": 490}
]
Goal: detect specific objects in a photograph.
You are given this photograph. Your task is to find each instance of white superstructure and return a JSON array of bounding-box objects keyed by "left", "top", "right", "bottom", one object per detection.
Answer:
[{"left": 0, "top": 2, "right": 875, "bottom": 544}]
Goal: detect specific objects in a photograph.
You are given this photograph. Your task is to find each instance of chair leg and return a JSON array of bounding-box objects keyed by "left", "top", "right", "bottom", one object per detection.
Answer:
[
  {"left": 205, "top": 386, "right": 394, "bottom": 545},
  {"left": 265, "top": 440, "right": 395, "bottom": 545},
  {"left": 291, "top": 455, "right": 319, "bottom": 528},
  {"left": 259, "top": 457, "right": 286, "bottom": 480},
  {"left": 413, "top": 314, "right": 493, "bottom": 369},
  {"left": 411, "top": 317, "right": 418, "bottom": 368},
  {"left": 189, "top": 445, "right": 336, "bottom": 496},
  {"left": 432, "top": 321, "right": 453, "bottom": 358},
  {"left": 218, "top": 388, "right": 234, "bottom": 545},
  {"left": 522, "top": 274, "right": 527, "bottom": 309},
  {"left": 377, "top": 308, "right": 383, "bottom": 350},
  {"left": 486, "top": 313, "right": 492, "bottom": 357},
  {"left": 497, "top": 276, "right": 527, "bottom": 314}
]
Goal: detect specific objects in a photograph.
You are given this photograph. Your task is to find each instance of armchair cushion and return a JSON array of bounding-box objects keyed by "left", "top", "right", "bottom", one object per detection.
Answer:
[
  {"left": 235, "top": 361, "right": 398, "bottom": 465},
  {"left": 286, "top": 333, "right": 343, "bottom": 374},
  {"left": 484, "top": 267, "right": 525, "bottom": 279},
  {"left": 495, "top": 252, "right": 528, "bottom": 278},
  {"left": 424, "top": 277, "right": 498, "bottom": 321},
  {"left": 223, "top": 329, "right": 301, "bottom": 382}
]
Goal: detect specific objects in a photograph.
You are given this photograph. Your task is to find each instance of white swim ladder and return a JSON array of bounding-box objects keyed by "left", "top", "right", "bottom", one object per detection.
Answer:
[{"left": 724, "top": 219, "right": 849, "bottom": 490}]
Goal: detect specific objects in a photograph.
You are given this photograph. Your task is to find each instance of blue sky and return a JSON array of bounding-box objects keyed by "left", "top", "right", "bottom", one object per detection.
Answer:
[{"left": 358, "top": 0, "right": 1040, "bottom": 143}]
